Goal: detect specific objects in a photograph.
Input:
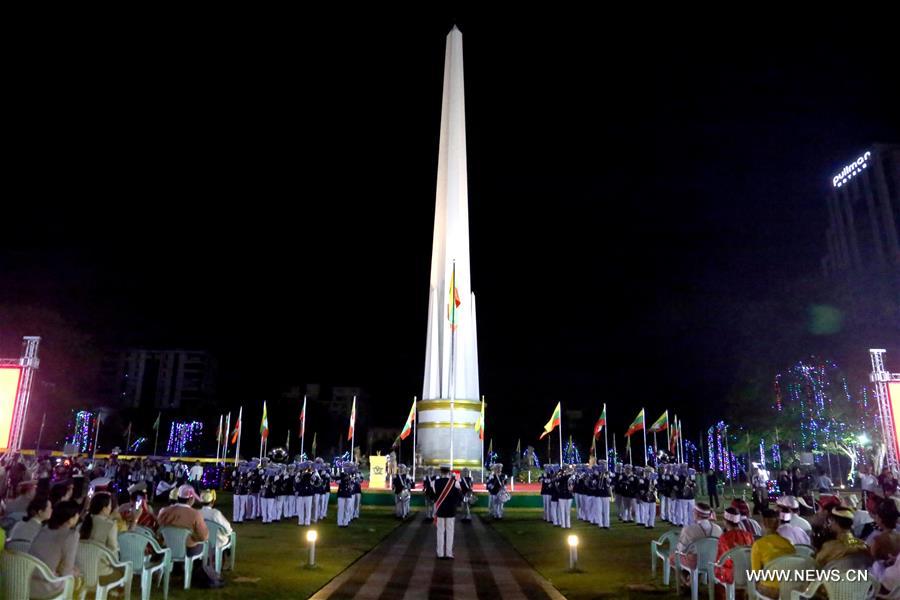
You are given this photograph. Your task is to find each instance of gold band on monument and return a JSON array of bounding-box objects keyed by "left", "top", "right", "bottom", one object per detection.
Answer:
[
  {"left": 417, "top": 421, "right": 477, "bottom": 429},
  {"left": 423, "top": 458, "right": 483, "bottom": 467},
  {"left": 418, "top": 399, "right": 482, "bottom": 410}
]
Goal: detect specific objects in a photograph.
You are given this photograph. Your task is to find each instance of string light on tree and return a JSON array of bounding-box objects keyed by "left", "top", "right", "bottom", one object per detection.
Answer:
[{"left": 167, "top": 421, "right": 203, "bottom": 456}]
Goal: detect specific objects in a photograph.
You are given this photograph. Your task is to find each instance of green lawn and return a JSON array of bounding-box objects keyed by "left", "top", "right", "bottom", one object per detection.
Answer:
[
  {"left": 161, "top": 495, "right": 403, "bottom": 600},
  {"left": 483, "top": 507, "right": 683, "bottom": 600}
]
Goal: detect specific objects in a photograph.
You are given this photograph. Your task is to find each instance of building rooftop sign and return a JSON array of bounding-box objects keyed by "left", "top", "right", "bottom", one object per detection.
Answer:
[{"left": 833, "top": 151, "right": 871, "bottom": 188}]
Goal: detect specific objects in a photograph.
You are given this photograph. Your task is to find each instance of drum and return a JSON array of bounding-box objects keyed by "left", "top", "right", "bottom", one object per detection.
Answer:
[
  {"left": 464, "top": 492, "right": 477, "bottom": 506},
  {"left": 399, "top": 489, "right": 410, "bottom": 501},
  {"left": 499, "top": 489, "right": 511, "bottom": 504}
]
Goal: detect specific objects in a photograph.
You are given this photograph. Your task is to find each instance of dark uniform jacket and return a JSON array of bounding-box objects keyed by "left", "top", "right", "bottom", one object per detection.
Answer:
[{"left": 433, "top": 476, "right": 462, "bottom": 518}]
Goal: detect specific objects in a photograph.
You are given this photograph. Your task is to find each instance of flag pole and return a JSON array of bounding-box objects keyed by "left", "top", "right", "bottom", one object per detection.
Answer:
[
  {"left": 603, "top": 403, "right": 609, "bottom": 464},
  {"left": 449, "top": 260, "right": 457, "bottom": 473},
  {"left": 350, "top": 395, "right": 356, "bottom": 463},
  {"left": 301, "top": 395, "right": 307, "bottom": 459},
  {"left": 36, "top": 412, "right": 46, "bottom": 454},
  {"left": 216, "top": 414, "right": 223, "bottom": 463},
  {"left": 480, "top": 395, "right": 485, "bottom": 482},
  {"left": 92, "top": 411, "right": 102, "bottom": 460},
  {"left": 153, "top": 412, "right": 161, "bottom": 457},
  {"left": 412, "top": 396, "right": 418, "bottom": 481},
  {"left": 234, "top": 406, "right": 243, "bottom": 463},
  {"left": 653, "top": 431, "right": 657, "bottom": 466},
  {"left": 667, "top": 410, "right": 672, "bottom": 459},
  {"left": 559, "top": 403, "right": 564, "bottom": 466},
  {"left": 223, "top": 412, "right": 231, "bottom": 464},
  {"left": 641, "top": 408, "right": 647, "bottom": 466}
]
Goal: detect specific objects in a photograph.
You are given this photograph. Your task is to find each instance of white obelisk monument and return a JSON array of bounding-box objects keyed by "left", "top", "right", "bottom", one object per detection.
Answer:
[{"left": 419, "top": 26, "right": 481, "bottom": 473}]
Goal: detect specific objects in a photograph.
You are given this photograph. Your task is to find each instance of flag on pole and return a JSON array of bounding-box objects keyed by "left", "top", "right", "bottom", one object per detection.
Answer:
[
  {"left": 539, "top": 402, "right": 562, "bottom": 439},
  {"left": 670, "top": 417, "right": 679, "bottom": 452},
  {"left": 299, "top": 397, "right": 307, "bottom": 438},
  {"left": 474, "top": 399, "right": 485, "bottom": 440},
  {"left": 124, "top": 422, "right": 132, "bottom": 438},
  {"left": 215, "top": 415, "right": 223, "bottom": 446},
  {"left": 399, "top": 400, "right": 416, "bottom": 440},
  {"left": 590, "top": 436, "right": 597, "bottom": 460},
  {"left": 347, "top": 397, "right": 356, "bottom": 441},
  {"left": 447, "top": 267, "right": 461, "bottom": 330},
  {"left": 311, "top": 432, "right": 317, "bottom": 456},
  {"left": 231, "top": 411, "right": 241, "bottom": 444},
  {"left": 152, "top": 413, "right": 160, "bottom": 431},
  {"left": 593, "top": 406, "right": 607, "bottom": 438},
  {"left": 516, "top": 438, "right": 521, "bottom": 457},
  {"left": 260, "top": 401, "right": 269, "bottom": 440},
  {"left": 625, "top": 408, "right": 645, "bottom": 437},
  {"left": 487, "top": 438, "right": 493, "bottom": 456},
  {"left": 649, "top": 410, "right": 669, "bottom": 433}
]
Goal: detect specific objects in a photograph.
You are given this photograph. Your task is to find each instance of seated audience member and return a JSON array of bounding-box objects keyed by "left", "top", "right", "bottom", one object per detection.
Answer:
[
  {"left": 671, "top": 502, "right": 722, "bottom": 576},
  {"left": 158, "top": 484, "right": 220, "bottom": 588},
  {"left": 731, "top": 498, "right": 762, "bottom": 537},
  {"left": 714, "top": 507, "right": 754, "bottom": 587},
  {"left": 776, "top": 508, "right": 811, "bottom": 545},
  {"left": 751, "top": 508, "right": 795, "bottom": 599},
  {"left": 777, "top": 495, "right": 812, "bottom": 535},
  {"left": 80, "top": 492, "right": 128, "bottom": 585},
  {"left": 810, "top": 494, "right": 842, "bottom": 550},
  {"left": 198, "top": 489, "right": 233, "bottom": 549},
  {"left": 815, "top": 505, "right": 871, "bottom": 567},
  {"left": 29, "top": 500, "right": 83, "bottom": 599},
  {"left": 49, "top": 481, "right": 74, "bottom": 505},
  {"left": 6, "top": 480, "right": 38, "bottom": 515},
  {"left": 868, "top": 498, "right": 900, "bottom": 559},
  {"left": 118, "top": 486, "right": 158, "bottom": 531},
  {"left": 8, "top": 496, "right": 52, "bottom": 544}
]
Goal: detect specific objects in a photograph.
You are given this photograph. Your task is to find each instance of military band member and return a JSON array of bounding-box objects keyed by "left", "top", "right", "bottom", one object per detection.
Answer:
[
  {"left": 460, "top": 468, "right": 474, "bottom": 522},
  {"left": 658, "top": 464, "right": 671, "bottom": 522},
  {"left": 596, "top": 462, "right": 612, "bottom": 528},
  {"left": 247, "top": 464, "right": 263, "bottom": 520},
  {"left": 540, "top": 465, "right": 553, "bottom": 522},
  {"left": 549, "top": 465, "right": 560, "bottom": 525},
  {"left": 260, "top": 468, "right": 278, "bottom": 523},
  {"left": 670, "top": 465, "right": 685, "bottom": 526},
  {"left": 423, "top": 467, "right": 436, "bottom": 520},
  {"left": 433, "top": 465, "right": 463, "bottom": 559},
  {"left": 486, "top": 463, "right": 507, "bottom": 520},
  {"left": 392, "top": 464, "right": 412, "bottom": 519},
  {"left": 232, "top": 464, "right": 247, "bottom": 523},
  {"left": 352, "top": 467, "right": 362, "bottom": 519},
  {"left": 585, "top": 466, "right": 599, "bottom": 525},
  {"left": 638, "top": 466, "right": 657, "bottom": 529},
  {"left": 556, "top": 464, "right": 574, "bottom": 529},
  {"left": 682, "top": 467, "right": 697, "bottom": 526},
  {"left": 315, "top": 458, "right": 331, "bottom": 521},
  {"left": 295, "top": 462, "right": 315, "bottom": 526},
  {"left": 336, "top": 468, "right": 354, "bottom": 527}
]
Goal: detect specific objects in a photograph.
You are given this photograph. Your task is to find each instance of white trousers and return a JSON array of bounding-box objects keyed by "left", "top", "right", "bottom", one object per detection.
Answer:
[
  {"left": 337, "top": 497, "right": 352, "bottom": 526},
  {"left": 287, "top": 495, "right": 297, "bottom": 517},
  {"left": 642, "top": 501, "right": 656, "bottom": 527},
  {"left": 395, "top": 495, "right": 405, "bottom": 517},
  {"left": 490, "top": 495, "right": 504, "bottom": 519},
  {"left": 312, "top": 494, "right": 321, "bottom": 522},
  {"left": 557, "top": 498, "right": 572, "bottom": 529},
  {"left": 275, "top": 496, "right": 285, "bottom": 520},
  {"left": 668, "top": 496, "right": 677, "bottom": 522},
  {"left": 319, "top": 492, "right": 330, "bottom": 519},
  {"left": 297, "top": 496, "right": 314, "bottom": 526},
  {"left": 542, "top": 495, "right": 551, "bottom": 521},
  {"left": 247, "top": 494, "right": 259, "bottom": 519},
  {"left": 436, "top": 517, "right": 455, "bottom": 558},
  {"left": 550, "top": 500, "right": 559, "bottom": 525},
  {"left": 618, "top": 496, "right": 630, "bottom": 521},
  {"left": 261, "top": 498, "right": 276, "bottom": 523},
  {"left": 353, "top": 493, "right": 361, "bottom": 518},
  {"left": 233, "top": 494, "right": 246, "bottom": 522},
  {"left": 660, "top": 495, "right": 667, "bottom": 520},
  {"left": 596, "top": 497, "right": 610, "bottom": 528},
  {"left": 635, "top": 498, "right": 645, "bottom": 525}
]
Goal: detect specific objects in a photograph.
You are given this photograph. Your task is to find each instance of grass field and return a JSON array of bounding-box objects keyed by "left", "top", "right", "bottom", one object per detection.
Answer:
[
  {"left": 485, "top": 507, "right": 682, "bottom": 600},
  {"left": 162, "top": 495, "right": 403, "bottom": 599}
]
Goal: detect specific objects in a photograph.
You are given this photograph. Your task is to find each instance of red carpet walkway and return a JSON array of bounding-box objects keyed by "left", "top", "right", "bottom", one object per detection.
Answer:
[{"left": 310, "top": 513, "right": 565, "bottom": 600}]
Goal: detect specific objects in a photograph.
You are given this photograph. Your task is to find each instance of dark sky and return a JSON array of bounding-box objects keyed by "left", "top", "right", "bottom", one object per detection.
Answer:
[{"left": 4, "top": 14, "right": 899, "bottom": 454}]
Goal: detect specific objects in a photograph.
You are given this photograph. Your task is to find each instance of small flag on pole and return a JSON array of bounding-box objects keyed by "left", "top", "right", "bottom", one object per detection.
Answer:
[
  {"left": 124, "top": 422, "right": 132, "bottom": 437},
  {"left": 260, "top": 401, "right": 269, "bottom": 440},
  {"left": 625, "top": 408, "right": 645, "bottom": 437},
  {"left": 539, "top": 402, "right": 562, "bottom": 440},
  {"left": 399, "top": 400, "right": 416, "bottom": 441},
  {"left": 231, "top": 410, "right": 241, "bottom": 444},
  {"left": 593, "top": 406, "right": 607, "bottom": 438},
  {"left": 447, "top": 266, "right": 461, "bottom": 330},
  {"left": 649, "top": 410, "right": 668, "bottom": 433},
  {"left": 474, "top": 399, "right": 485, "bottom": 440},
  {"left": 299, "top": 397, "right": 307, "bottom": 438},
  {"left": 152, "top": 413, "right": 160, "bottom": 431},
  {"left": 347, "top": 397, "right": 356, "bottom": 441},
  {"left": 311, "top": 432, "right": 317, "bottom": 456}
]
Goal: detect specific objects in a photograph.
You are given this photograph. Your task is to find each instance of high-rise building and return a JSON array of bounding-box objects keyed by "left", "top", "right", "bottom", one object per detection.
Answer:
[
  {"left": 822, "top": 143, "right": 900, "bottom": 277},
  {"left": 100, "top": 349, "right": 217, "bottom": 410}
]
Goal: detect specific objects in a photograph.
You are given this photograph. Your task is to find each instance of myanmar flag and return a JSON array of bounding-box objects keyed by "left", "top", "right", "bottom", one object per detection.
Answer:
[
  {"left": 447, "top": 268, "right": 461, "bottom": 329},
  {"left": 670, "top": 417, "right": 680, "bottom": 452},
  {"left": 649, "top": 410, "right": 668, "bottom": 433},
  {"left": 347, "top": 397, "right": 356, "bottom": 441},
  {"left": 260, "top": 401, "right": 269, "bottom": 440},
  {"left": 231, "top": 411, "right": 241, "bottom": 444},
  {"left": 593, "top": 405, "right": 607, "bottom": 438},
  {"left": 399, "top": 399, "right": 416, "bottom": 441},
  {"left": 625, "top": 408, "right": 644, "bottom": 437},
  {"left": 474, "top": 399, "right": 485, "bottom": 440},
  {"left": 539, "top": 402, "right": 561, "bottom": 440}
]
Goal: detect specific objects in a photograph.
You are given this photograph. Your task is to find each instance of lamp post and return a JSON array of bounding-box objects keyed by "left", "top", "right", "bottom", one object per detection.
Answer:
[
  {"left": 567, "top": 534, "right": 579, "bottom": 571},
  {"left": 306, "top": 530, "right": 318, "bottom": 568}
]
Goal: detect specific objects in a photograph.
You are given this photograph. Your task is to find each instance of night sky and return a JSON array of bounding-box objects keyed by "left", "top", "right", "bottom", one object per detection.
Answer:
[{"left": 3, "top": 15, "right": 899, "bottom": 454}]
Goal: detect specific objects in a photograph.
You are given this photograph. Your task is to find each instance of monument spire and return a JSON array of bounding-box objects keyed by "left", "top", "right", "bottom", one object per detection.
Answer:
[{"left": 419, "top": 26, "right": 482, "bottom": 472}]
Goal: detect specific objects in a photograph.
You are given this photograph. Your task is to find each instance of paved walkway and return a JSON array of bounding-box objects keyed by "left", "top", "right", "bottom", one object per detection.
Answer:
[{"left": 311, "top": 513, "right": 566, "bottom": 600}]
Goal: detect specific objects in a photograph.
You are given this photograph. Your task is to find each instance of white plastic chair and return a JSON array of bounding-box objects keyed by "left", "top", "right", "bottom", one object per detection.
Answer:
[
  {"left": 708, "top": 545, "right": 751, "bottom": 600},
  {"left": 792, "top": 544, "right": 815, "bottom": 559},
  {"left": 878, "top": 579, "right": 900, "bottom": 599},
  {"left": 676, "top": 537, "right": 720, "bottom": 600},
  {"left": 204, "top": 519, "right": 236, "bottom": 574},
  {"left": 0, "top": 548, "right": 77, "bottom": 600},
  {"left": 131, "top": 525, "right": 155, "bottom": 539},
  {"left": 748, "top": 554, "right": 816, "bottom": 600},
  {"left": 5, "top": 537, "right": 32, "bottom": 552},
  {"left": 119, "top": 531, "right": 172, "bottom": 600},
  {"left": 159, "top": 526, "right": 208, "bottom": 590},
  {"left": 650, "top": 529, "right": 679, "bottom": 586},
  {"left": 791, "top": 573, "right": 875, "bottom": 600},
  {"left": 76, "top": 539, "right": 134, "bottom": 600}
]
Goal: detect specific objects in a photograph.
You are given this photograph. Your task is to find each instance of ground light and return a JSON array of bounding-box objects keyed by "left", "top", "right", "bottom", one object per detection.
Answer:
[
  {"left": 306, "top": 530, "right": 318, "bottom": 568},
  {"left": 567, "top": 534, "right": 579, "bottom": 571}
]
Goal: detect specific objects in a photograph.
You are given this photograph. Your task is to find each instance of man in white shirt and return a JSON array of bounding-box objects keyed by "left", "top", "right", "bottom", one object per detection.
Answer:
[
  {"left": 778, "top": 495, "right": 813, "bottom": 534},
  {"left": 777, "top": 509, "right": 811, "bottom": 545},
  {"left": 671, "top": 503, "right": 722, "bottom": 571},
  {"left": 188, "top": 462, "right": 205, "bottom": 489},
  {"left": 198, "top": 490, "right": 233, "bottom": 548}
]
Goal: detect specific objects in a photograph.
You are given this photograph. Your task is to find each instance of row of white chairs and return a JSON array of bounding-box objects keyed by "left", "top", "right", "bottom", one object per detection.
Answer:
[
  {"left": 651, "top": 529, "right": 888, "bottom": 600},
  {"left": 1, "top": 519, "right": 236, "bottom": 600}
]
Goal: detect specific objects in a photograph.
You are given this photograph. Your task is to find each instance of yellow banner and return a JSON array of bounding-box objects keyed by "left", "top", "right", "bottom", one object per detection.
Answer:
[{"left": 368, "top": 456, "right": 389, "bottom": 489}]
